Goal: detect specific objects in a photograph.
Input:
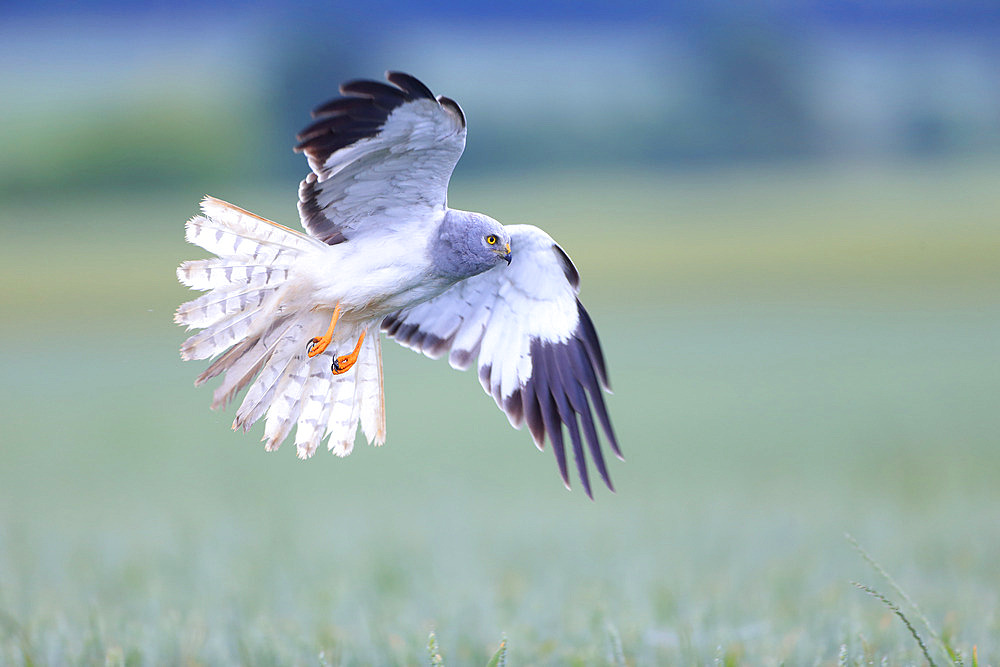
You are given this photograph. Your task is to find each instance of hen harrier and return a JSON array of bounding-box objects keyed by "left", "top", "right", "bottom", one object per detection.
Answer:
[{"left": 176, "top": 72, "right": 621, "bottom": 496}]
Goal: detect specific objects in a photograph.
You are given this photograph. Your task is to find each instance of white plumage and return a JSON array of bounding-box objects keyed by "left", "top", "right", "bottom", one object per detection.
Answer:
[
  {"left": 177, "top": 198, "right": 384, "bottom": 457},
  {"left": 177, "top": 72, "right": 620, "bottom": 496}
]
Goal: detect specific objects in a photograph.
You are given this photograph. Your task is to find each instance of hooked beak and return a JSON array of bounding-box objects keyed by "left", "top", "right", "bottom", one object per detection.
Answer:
[{"left": 501, "top": 242, "right": 511, "bottom": 265}]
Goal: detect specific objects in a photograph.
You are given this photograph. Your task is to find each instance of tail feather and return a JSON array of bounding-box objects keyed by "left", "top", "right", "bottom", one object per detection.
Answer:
[
  {"left": 213, "top": 348, "right": 270, "bottom": 411},
  {"left": 234, "top": 321, "right": 307, "bottom": 434},
  {"left": 294, "top": 361, "right": 335, "bottom": 459},
  {"left": 177, "top": 259, "right": 291, "bottom": 292},
  {"left": 179, "top": 196, "right": 385, "bottom": 456},
  {"left": 178, "top": 198, "right": 318, "bottom": 363},
  {"left": 175, "top": 282, "right": 280, "bottom": 331},
  {"left": 357, "top": 330, "right": 386, "bottom": 445},
  {"left": 326, "top": 370, "right": 362, "bottom": 456},
  {"left": 262, "top": 349, "right": 313, "bottom": 451},
  {"left": 187, "top": 196, "right": 318, "bottom": 260},
  {"left": 200, "top": 315, "right": 295, "bottom": 409},
  {"left": 197, "top": 337, "right": 256, "bottom": 387},
  {"left": 257, "top": 330, "right": 386, "bottom": 458},
  {"left": 179, "top": 306, "right": 268, "bottom": 361},
  {"left": 223, "top": 325, "right": 386, "bottom": 455}
]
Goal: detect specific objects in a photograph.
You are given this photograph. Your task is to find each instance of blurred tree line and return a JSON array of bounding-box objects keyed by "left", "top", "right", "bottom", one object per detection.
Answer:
[{"left": 2, "top": 3, "right": 998, "bottom": 198}]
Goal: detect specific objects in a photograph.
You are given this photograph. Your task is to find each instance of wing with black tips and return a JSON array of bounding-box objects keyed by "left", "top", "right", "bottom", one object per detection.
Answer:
[
  {"left": 381, "top": 225, "right": 621, "bottom": 497},
  {"left": 295, "top": 71, "right": 467, "bottom": 244}
]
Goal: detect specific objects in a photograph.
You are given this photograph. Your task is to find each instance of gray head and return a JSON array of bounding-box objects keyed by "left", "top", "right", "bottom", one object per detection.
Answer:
[{"left": 433, "top": 209, "right": 512, "bottom": 280}]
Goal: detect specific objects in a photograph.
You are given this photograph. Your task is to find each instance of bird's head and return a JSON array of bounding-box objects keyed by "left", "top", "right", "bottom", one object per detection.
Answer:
[
  {"left": 435, "top": 210, "right": 512, "bottom": 279},
  {"left": 477, "top": 218, "right": 512, "bottom": 266}
]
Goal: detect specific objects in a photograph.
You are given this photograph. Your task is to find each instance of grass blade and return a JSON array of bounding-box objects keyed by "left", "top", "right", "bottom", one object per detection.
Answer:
[
  {"left": 852, "top": 582, "right": 937, "bottom": 667},
  {"left": 485, "top": 637, "right": 507, "bottom": 667},
  {"left": 846, "top": 533, "right": 962, "bottom": 665},
  {"left": 428, "top": 631, "right": 444, "bottom": 667}
]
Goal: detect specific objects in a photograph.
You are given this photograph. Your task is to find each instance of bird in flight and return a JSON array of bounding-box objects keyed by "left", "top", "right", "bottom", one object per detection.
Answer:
[{"left": 176, "top": 71, "right": 621, "bottom": 496}]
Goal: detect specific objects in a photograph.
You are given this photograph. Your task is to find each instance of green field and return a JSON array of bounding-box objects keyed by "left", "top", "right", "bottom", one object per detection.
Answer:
[{"left": 2, "top": 163, "right": 999, "bottom": 664}]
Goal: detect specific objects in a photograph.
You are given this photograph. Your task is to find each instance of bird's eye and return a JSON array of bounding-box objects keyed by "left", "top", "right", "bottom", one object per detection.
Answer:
[{"left": 486, "top": 235, "right": 497, "bottom": 245}]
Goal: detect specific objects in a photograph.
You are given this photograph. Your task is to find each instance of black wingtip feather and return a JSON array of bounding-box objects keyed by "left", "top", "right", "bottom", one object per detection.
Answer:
[
  {"left": 523, "top": 384, "right": 546, "bottom": 450},
  {"left": 576, "top": 301, "right": 610, "bottom": 390},
  {"left": 436, "top": 95, "right": 467, "bottom": 128},
  {"left": 569, "top": 336, "right": 622, "bottom": 461},
  {"left": 543, "top": 346, "right": 592, "bottom": 498},
  {"left": 554, "top": 244, "right": 581, "bottom": 290},
  {"left": 297, "top": 175, "right": 347, "bottom": 244},
  {"left": 546, "top": 394, "right": 571, "bottom": 491},
  {"left": 504, "top": 388, "right": 524, "bottom": 428},
  {"left": 380, "top": 314, "right": 399, "bottom": 335},
  {"left": 532, "top": 361, "right": 569, "bottom": 488},
  {"left": 565, "top": 344, "right": 614, "bottom": 490},
  {"left": 339, "top": 78, "right": 409, "bottom": 102},
  {"left": 422, "top": 332, "right": 455, "bottom": 359},
  {"left": 386, "top": 71, "right": 436, "bottom": 100},
  {"left": 478, "top": 363, "right": 492, "bottom": 394},
  {"left": 449, "top": 347, "right": 475, "bottom": 371},
  {"left": 310, "top": 96, "right": 371, "bottom": 119},
  {"left": 296, "top": 73, "right": 432, "bottom": 162}
]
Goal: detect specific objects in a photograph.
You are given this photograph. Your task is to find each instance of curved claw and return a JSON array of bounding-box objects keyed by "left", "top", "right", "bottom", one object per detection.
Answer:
[
  {"left": 307, "top": 336, "right": 328, "bottom": 357},
  {"left": 331, "top": 330, "right": 366, "bottom": 375},
  {"left": 307, "top": 304, "right": 341, "bottom": 358}
]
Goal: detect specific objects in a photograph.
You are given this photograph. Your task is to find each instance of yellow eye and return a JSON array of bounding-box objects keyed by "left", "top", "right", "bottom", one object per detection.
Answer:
[{"left": 486, "top": 235, "right": 497, "bottom": 245}]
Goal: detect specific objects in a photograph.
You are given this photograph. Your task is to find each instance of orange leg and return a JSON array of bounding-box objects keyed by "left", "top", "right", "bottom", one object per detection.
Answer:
[
  {"left": 332, "top": 330, "right": 366, "bottom": 375},
  {"left": 307, "top": 303, "right": 342, "bottom": 358}
]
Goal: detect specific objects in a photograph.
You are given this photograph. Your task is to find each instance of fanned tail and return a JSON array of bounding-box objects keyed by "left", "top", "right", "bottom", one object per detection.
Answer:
[
  {"left": 240, "top": 321, "right": 385, "bottom": 456},
  {"left": 285, "top": 324, "right": 385, "bottom": 459},
  {"left": 176, "top": 197, "right": 318, "bottom": 358},
  {"left": 176, "top": 197, "right": 386, "bottom": 456}
]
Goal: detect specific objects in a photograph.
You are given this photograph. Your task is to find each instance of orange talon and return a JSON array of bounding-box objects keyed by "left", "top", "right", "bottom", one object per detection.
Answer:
[
  {"left": 307, "top": 303, "right": 342, "bottom": 358},
  {"left": 332, "top": 330, "right": 366, "bottom": 375}
]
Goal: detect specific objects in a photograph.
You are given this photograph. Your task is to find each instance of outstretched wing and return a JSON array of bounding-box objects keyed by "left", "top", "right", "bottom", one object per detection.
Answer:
[
  {"left": 294, "top": 71, "right": 467, "bottom": 244},
  {"left": 381, "top": 225, "right": 621, "bottom": 497}
]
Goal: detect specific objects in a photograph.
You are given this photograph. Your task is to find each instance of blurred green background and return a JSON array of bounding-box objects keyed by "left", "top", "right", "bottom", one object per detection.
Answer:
[{"left": 2, "top": 2, "right": 999, "bottom": 664}]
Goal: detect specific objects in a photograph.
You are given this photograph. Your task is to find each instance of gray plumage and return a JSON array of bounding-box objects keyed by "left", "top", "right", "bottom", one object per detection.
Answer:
[{"left": 431, "top": 210, "right": 512, "bottom": 280}]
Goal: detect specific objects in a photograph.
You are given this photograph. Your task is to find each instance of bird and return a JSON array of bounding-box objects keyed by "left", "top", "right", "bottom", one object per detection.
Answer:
[{"left": 175, "top": 71, "right": 621, "bottom": 496}]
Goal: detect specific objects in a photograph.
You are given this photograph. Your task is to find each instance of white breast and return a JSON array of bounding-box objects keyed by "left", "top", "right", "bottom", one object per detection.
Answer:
[{"left": 291, "top": 227, "right": 454, "bottom": 323}]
